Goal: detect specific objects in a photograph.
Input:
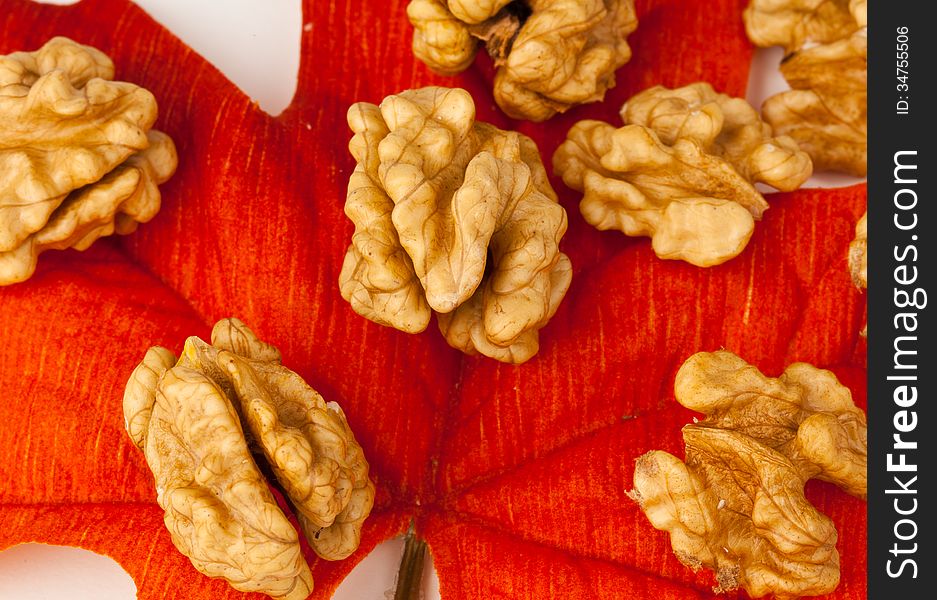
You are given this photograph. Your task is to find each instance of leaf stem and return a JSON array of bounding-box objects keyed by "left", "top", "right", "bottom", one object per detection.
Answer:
[{"left": 394, "top": 524, "right": 427, "bottom": 600}]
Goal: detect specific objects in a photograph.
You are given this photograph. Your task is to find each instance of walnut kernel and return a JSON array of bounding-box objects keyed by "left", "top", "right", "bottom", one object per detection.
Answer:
[
  {"left": 340, "top": 87, "right": 571, "bottom": 363},
  {"left": 408, "top": 0, "right": 638, "bottom": 121},
  {"left": 0, "top": 37, "right": 177, "bottom": 285},
  {"left": 745, "top": 0, "right": 867, "bottom": 175},
  {"left": 631, "top": 351, "right": 867, "bottom": 599},
  {"left": 123, "top": 318, "right": 375, "bottom": 598},
  {"left": 554, "top": 83, "right": 810, "bottom": 267}
]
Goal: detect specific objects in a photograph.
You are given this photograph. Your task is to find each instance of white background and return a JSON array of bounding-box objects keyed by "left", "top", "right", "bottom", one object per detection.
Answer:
[{"left": 1, "top": 1, "right": 862, "bottom": 598}]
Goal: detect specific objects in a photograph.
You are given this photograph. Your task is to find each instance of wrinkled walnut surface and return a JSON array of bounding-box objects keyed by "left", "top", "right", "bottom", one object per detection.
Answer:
[
  {"left": 340, "top": 87, "right": 571, "bottom": 363},
  {"left": 0, "top": 37, "right": 177, "bottom": 285},
  {"left": 408, "top": 0, "right": 638, "bottom": 121},
  {"left": 123, "top": 318, "right": 375, "bottom": 598},
  {"left": 631, "top": 351, "right": 867, "bottom": 599},
  {"left": 621, "top": 83, "right": 812, "bottom": 191},
  {"left": 745, "top": 0, "right": 867, "bottom": 176},
  {"left": 743, "top": 0, "right": 862, "bottom": 52},
  {"left": 555, "top": 83, "right": 810, "bottom": 267}
]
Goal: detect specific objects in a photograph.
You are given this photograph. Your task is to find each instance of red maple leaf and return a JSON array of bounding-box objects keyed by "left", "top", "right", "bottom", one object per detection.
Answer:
[{"left": 0, "top": 0, "right": 867, "bottom": 598}]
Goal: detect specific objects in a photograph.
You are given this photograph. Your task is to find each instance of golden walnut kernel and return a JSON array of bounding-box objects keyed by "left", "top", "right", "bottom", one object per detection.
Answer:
[
  {"left": 123, "top": 318, "right": 375, "bottom": 599},
  {"left": 620, "top": 83, "right": 812, "bottom": 191},
  {"left": 849, "top": 211, "right": 867, "bottom": 336},
  {"left": 339, "top": 87, "right": 571, "bottom": 364},
  {"left": 745, "top": 0, "right": 867, "bottom": 176},
  {"left": 630, "top": 351, "right": 867, "bottom": 599},
  {"left": 554, "top": 83, "right": 810, "bottom": 267},
  {"left": 0, "top": 37, "right": 177, "bottom": 285},
  {"left": 407, "top": 0, "right": 638, "bottom": 121},
  {"left": 743, "top": 0, "right": 862, "bottom": 52},
  {"left": 848, "top": 211, "right": 866, "bottom": 289}
]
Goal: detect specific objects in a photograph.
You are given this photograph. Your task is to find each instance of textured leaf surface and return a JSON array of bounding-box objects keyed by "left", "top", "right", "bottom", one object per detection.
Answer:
[{"left": 0, "top": 0, "right": 866, "bottom": 598}]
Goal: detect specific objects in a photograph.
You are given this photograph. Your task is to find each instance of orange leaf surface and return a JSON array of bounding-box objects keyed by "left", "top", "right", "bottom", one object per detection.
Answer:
[{"left": 0, "top": 0, "right": 867, "bottom": 598}]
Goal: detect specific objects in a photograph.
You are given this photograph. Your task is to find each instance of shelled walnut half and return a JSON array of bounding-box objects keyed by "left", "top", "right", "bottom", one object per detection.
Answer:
[
  {"left": 0, "top": 37, "right": 177, "bottom": 285},
  {"left": 339, "top": 87, "right": 571, "bottom": 364},
  {"left": 554, "top": 83, "right": 811, "bottom": 267},
  {"left": 123, "top": 318, "right": 375, "bottom": 599},
  {"left": 745, "top": 0, "right": 867, "bottom": 175},
  {"left": 630, "top": 351, "right": 867, "bottom": 599},
  {"left": 407, "top": 0, "right": 638, "bottom": 121}
]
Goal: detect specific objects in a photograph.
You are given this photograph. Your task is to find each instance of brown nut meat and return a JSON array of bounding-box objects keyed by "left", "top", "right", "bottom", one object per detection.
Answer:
[
  {"left": 553, "top": 122, "right": 764, "bottom": 267},
  {"left": 848, "top": 211, "right": 866, "bottom": 289},
  {"left": 554, "top": 82, "right": 810, "bottom": 267},
  {"left": 745, "top": 1, "right": 867, "bottom": 176},
  {"left": 407, "top": 1, "right": 638, "bottom": 121},
  {"left": 123, "top": 318, "right": 375, "bottom": 598},
  {"left": 0, "top": 37, "right": 177, "bottom": 285},
  {"left": 850, "top": 0, "right": 866, "bottom": 27},
  {"left": 630, "top": 351, "right": 867, "bottom": 599},
  {"left": 743, "top": 0, "right": 862, "bottom": 53},
  {"left": 620, "top": 83, "right": 812, "bottom": 191},
  {"left": 848, "top": 211, "right": 867, "bottom": 336},
  {"left": 762, "top": 29, "right": 867, "bottom": 175},
  {"left": 339, "top": 87, "right": 572, "bottom": 363}
]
